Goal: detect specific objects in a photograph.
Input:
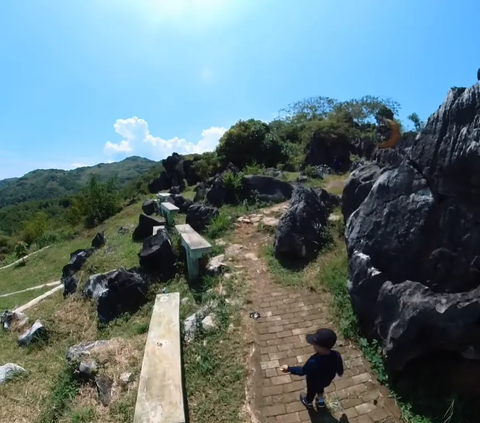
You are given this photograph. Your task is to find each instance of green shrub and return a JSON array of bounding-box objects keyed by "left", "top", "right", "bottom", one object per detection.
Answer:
[
  {"left": 192, "top": 152, "right": 219, "bottom": 181},
  {"left": 67, "top": 175, "right": 121, "bottom": 228},
  {"left": 14, "top": 241, "right": 28, "bottom": 259},
  {"left": 20, "top": 212, "right": 49, "bottom": 245},
  {"left": 35, "top": 228, "right": 76, "bottom": 248},
  {"left": 243, "top": 163, "right": 266, "bottom": 176},
  {"left": 217, "top": 119, "right": 287, "bottom": 168}
]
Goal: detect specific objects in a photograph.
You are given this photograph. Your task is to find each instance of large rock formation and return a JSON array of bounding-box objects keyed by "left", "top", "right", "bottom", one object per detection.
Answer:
[
  {"left": 186, "top": 204, "right": 219, "bottom": 232},
  {"left": 304, "top": 130, "right": 351, "bottom": 172},
  {"left": 242, "top": 175, "right": 293, "bottom": 204},
  {"left": 344, "top": 83, "right": 480, "bottom": 370},
  {"left": 274, "top": 186, "right": 328, "bottom": 259},
  {"left": 148, "top": 153, "right": 186, "bottom": 193}
]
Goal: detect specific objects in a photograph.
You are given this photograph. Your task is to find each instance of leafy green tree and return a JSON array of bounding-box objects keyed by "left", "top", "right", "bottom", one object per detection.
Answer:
[
  {"left": 407, "top": 112, "right": 425, "bottom": 132},
  {"left": 192, "top": 152, "right": 219, "bottom": 181},
  {"left": 21, "top": 212, "right": 49, "bottom": 245},
  {"left": 67, "top": 175, "right": 121, "bottom": 228},
  {"left": 14, "top": 241, "right": 28, "bottom": 260},
  {"left": 216, "top": 119, "right": 287, "bottom": 169}
]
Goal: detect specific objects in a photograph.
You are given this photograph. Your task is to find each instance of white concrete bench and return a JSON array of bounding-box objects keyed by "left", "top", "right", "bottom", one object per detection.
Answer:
[
  {"left": 157, "top": 192, "right": 172, "bottom": 203},
  {"left": 152, "top": 226, "right": 165, "bottom": 236},
  {"left": 175, "top": 224, "right": 212, "bottom": 281},
  {"left": 160, "top": 201, "right": 180, "bottom": 226},
  {"left": 134, "top": 293, "right": 185, "bottom": 423}
]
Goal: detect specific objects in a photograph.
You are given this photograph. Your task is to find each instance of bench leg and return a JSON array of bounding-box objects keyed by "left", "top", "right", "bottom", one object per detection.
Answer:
[{"left": 186, "top": 250, "right": 199, "bottom": 281}]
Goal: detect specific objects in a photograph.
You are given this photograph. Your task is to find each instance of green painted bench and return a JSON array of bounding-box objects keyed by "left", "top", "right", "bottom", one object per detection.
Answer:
[
  {"left": 175, "top": 224, "right": 212, "bottom": 281},
  {"left": 160, "top": 201, "right": 180, "bottom": 226},
  {"left": 157, "top": 192, "right": 172, "bottom": 203},
  {"left": 134, "top": 293, "right": 185, "bottom": 423}
]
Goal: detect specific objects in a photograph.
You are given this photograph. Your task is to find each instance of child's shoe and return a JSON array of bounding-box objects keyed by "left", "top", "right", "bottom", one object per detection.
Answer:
[
  {"left": 317, "top": 397, "right": 326, "bottom": 408},
  {"left": 299, "top": 394, "right": 314, "bottom": 409}
]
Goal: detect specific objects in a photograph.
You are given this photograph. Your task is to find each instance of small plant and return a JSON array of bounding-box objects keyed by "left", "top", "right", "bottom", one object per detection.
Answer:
[
  {"left": 207, "top": 212, "right": 232, "bottom": 239},
  {"left": 243, "top": 162, "right": 266, "bottom": 176},
  {"left": 14, "top": 241, "right": 28, "bottom": 260}
]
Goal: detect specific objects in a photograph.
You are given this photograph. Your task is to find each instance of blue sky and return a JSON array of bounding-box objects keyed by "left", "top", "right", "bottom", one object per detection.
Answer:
[{"left": 0, "top": 0, "right": 478, "bottom": 179}]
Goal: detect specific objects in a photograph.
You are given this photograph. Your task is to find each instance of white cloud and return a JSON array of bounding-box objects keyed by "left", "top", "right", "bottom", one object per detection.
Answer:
[{"left": 103, "top": 116, "right": 227, "bottom": 160}]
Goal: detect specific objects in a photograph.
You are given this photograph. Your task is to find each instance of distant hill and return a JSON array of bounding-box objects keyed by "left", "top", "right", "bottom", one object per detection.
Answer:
[{"left": 0, "top": 156, "right": 158, "bottom": 209}]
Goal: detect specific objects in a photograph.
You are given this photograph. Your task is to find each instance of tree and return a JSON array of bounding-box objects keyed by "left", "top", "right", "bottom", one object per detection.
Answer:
[
  {"left": 67, "top": 175, "right": 121, "bottom": 228},
  {"left": 216, "top": 119, "right": 287, "bottom": 169},
  {"left": 21, "top": 212, "right": 49, "bottom": 245},
  {"left": 407, "top": 112, "right": 425, "bottom": 132},
  {"left": 192, "top": 152, "right": 219, "bottom": 181}
]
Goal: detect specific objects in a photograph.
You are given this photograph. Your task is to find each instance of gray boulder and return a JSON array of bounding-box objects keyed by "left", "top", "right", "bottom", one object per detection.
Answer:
[
  {"left": 1, "top": 310, "right": 28, "bottom": 331},
  {"left": 83, "top": 268, "right": 149, "bottom": 324},
  {"left": 132, "top": 214, "right": 166, "bottom": 242},
  {"left": 138, "top": 230, "right": 176, "bottom": 277},
  {"left": 206, "top": 255, "right": 227, "bottom": 277},
  {"left": 274, "top": 186, "right": 328, "bottom": 259},
  {"left": 66, "top": 340, "right": 111, "bottom": 379},
  {"left": 18, "top": 319, "right": 48, "bottom": 347},
  {"left": 341, "top": 162, "right": 382, "bottom": 222},
  {"left": 194, "top": 182, "right": 208, "bottom": 202},
  {"left": 142, "top": 200, "right": 158, "bottom": 216},
  {"left": 345, "top": 83, "right": 480, "bottom": 370},
  {"left": 169, "top": 195, "right": 194, "bottom": 214},
  {"left": 242, "top": 175, "right": 293, "bottom": 204},
  {"left": 91, "top": 231, "right": 106, "bottom": 249},
  {"left": 62, "top": 275, "right": 79, "bottom": 298},
  {"left": 186, "top": 204, "right": 219, "bottom": 232},
  {"left": 0, "top": 363, "right": 25, "bottom": 385},
  {"left": 62, "top": 248, "right": 95, "bottom": 278}
]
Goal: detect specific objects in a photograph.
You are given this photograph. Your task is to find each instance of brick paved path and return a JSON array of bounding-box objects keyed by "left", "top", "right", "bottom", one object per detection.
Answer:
[{"left": 228, "top": 218, "right": 402, "bottom": 423}]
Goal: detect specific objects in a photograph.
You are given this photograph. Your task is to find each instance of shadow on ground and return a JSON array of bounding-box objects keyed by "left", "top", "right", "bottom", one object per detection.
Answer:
[{"left": 307, "top": 408, "right": 349, "bottom": 423}]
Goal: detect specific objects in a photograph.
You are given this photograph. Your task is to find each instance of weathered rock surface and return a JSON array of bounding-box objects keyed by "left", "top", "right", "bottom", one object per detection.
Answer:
[
  {"left": 304, "top": 130, "right": 351, "bottom": 172},
  {"left": 169, "top": 195, "right": 194, "bottom": 214},
  {"left": 63, "top": 275, "right": 79, "bottom": 298},
  {"left": 141, "top": 199, "right": 158, "bottom": 216},
  {"left": 194, "top": 182, "right": 208, "bottom": 202},
  {"left": 0, "top": 363, "right": 25, "bottom": 384},
  {"left": 18, "top": 319, "right": 48, "bottom": 347},
  {"left": 91, "top": 231, "right": 106, "bottom": 249},
  {"left": 83, "top": 268, "right": 149, "bottom": 324},
  {"left": 274, "top": 186, "right": 328, "bottom": 259},
  {"left": 314, "top": 188, "right": 341, "bottom": 213},
  {"left": 96, "top": 375, "right": 113, "bottom": 406},
  {"left": 62, "top": 248, "right": 95, "bottom": 278},
  {"left": 132, "top": 213, "right": 166, "bottom": 242},
  {"left": 138, "top": 230, "right": 176, "bottom": 277},
  {"left": 341, "top": 162, "right": 382, "bottom": 222},
  {"left": 202, "top": 314, "right": 217, "bottom": 331},
  {"left": 186, "top": 204, "right": 219, "bottom": 232},
  {"left": 1, "top": 310, "right": 28, "bottom": 331},
  {"left": 344, "top": 83, "right": 480, "bottom": 370},
  {"left": 242, "top": 175, "right": 293, "bottom": 204},
  {"left": 206, "top": 255, "right": 227, "bottom": 276}
]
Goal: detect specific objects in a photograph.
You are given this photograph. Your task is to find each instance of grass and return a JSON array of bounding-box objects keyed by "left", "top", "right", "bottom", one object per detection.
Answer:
[
  {"left": 182, "top": 273, "right": 247, "bottom": 423},
  {"left": 0, "top": 191, "right": 248, "bottom": 423}
]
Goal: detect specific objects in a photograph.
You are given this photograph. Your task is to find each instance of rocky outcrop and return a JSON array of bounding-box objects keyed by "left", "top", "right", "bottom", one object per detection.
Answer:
[
  {"left": 344, "top": 83, "right": 480, "bottom": 370},
  {"left": 18, "top": 319, "right": 48, "bottom": 347},
  {"left": 169, "top": 195, "right": 194, "bottom": 214},
  {"left": 148, "top": 153, "right": 186, "bottom": 193},
  {"left": 274, "top": 186, "right": 328, "bottom": 259},
  {"left": 314, "top": 188, "right": 341, "bottom": 213},
  {"left": 62, "top": 248, "right": 95, "bottom": 278},
  {"left": 341, "top": 162, "right": 382, "bottom": 222},
  {"left": 242, "top": 175, "right": 293, "bottom": 204},
  {"left": 1, "top": 310, "right": 28, "bottom": 331},
  {"left": 132, "top": 214, "right": 166, "bottom": 242},
  {"left": 141, "top": 200, "right": 158, "bottom": 216},
  {"left": 304, "top": 130, "right": 351, "bottom": 172},
  {"left": 91, "top": 231, "right": 106, "bottom": 249},
  {"left": 83, "top": 268, "right": 149, "bottom": 324},
  {"left": 186, "top": 204, "right": 219, "bottom": 232},
  {"left": 138, "top": 230, "right": 176, "bottom": 277},
  {"left": 194, "top": 182, "right": 208, "bottom": 203}
]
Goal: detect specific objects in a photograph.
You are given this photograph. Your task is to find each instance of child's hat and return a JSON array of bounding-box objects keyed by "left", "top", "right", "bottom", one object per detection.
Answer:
[{"left": 306, "top": 328, "right": 337, "bottom": 349}]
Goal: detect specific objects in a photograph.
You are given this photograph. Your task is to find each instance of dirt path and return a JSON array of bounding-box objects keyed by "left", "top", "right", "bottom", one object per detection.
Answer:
[{"left": 226, "top": 208, "right": 401, "bottom": 423}]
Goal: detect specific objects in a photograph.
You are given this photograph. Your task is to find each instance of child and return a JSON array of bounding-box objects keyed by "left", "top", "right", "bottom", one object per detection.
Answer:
[{"left": 280, "top": 328, "right": 343, "bottom": 409}]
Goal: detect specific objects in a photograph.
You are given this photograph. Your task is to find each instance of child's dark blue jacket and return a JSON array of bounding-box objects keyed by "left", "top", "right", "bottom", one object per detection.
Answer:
[{"left": 289, "top": 350, "right": 344, "bottom": 391}]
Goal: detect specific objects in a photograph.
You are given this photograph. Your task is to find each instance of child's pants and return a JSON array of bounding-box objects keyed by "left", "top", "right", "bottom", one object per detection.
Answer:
[{"left": 306, "top": 378, "right": 326, "bottom": 403}]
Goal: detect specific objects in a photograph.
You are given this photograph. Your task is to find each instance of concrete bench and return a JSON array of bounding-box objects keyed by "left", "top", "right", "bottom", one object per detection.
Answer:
[
  {"left": 157, "top": 192, "right": 172, "bottom": 203},
  {"left": 175, "top": 224, "right": 212, "bottom": 281},
  {"left": 134, "top": 293, "right": 185, "bottom": 423},
  {"left": 160, "top": 202, "right": 180, "bottom": 226}
]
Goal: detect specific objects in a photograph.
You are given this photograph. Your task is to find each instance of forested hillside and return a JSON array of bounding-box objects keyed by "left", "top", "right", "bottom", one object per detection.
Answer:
[{"left": 0, "top": 156, "right": 157, "bottom": 208}]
